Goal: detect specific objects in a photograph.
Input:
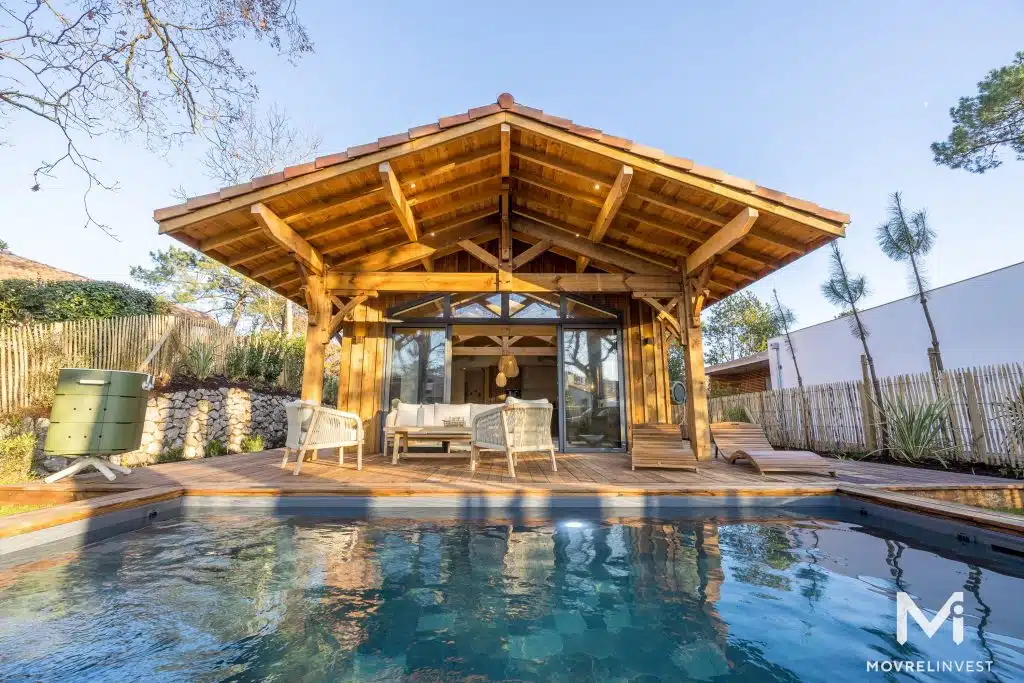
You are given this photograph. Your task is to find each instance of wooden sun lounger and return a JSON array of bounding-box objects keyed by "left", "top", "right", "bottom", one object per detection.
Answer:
[{"left": 710, "top": 422, "right": 836, "bottom": 477}]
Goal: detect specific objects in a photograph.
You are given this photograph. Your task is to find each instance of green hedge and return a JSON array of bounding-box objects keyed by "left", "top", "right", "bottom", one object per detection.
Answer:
[{"left": 0, "top": 280, "right": 163, "bottom": 326}]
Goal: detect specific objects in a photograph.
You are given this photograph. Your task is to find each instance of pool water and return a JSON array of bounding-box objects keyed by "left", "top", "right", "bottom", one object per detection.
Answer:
[{"left": 1, "top": 509, "right": 1023, "bottom": 681}]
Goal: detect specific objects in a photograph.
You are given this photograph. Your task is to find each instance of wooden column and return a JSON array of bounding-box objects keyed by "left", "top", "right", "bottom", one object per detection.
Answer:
[
  {"left": 680, "top": 273, "right": 712, "bottom": 460},
  {"left": 301, "top": 272, "right": 331, "bottom": 403}
]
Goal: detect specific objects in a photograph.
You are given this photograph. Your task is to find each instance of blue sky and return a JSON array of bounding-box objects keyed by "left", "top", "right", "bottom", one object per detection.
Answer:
[{"left": 3, "top": 1, "right": 1022, "bottom": 330}]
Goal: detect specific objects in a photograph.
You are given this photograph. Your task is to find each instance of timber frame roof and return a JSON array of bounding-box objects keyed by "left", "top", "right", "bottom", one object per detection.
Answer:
[{"left": 154, "top": 93, "right": 849, "bottom": 306}]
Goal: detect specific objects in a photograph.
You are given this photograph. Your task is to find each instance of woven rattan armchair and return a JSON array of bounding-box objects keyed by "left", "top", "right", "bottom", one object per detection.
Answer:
[
  {"left": 470, "top": 398, "right": 556, "bottom": 478},
  {"left": 283, "top": 400, "right": 364, "bottom": 475}
]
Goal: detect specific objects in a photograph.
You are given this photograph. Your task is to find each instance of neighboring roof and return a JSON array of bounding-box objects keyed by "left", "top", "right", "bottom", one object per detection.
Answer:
[
  {"left": 153, "top": 93, "right": 850, "bottom": 306},
  {"left": 705, "top": 350, "right": 769, "bottom": 375},
  {"left": 0, "top": 252, "right": 88, "bottom": 282}
]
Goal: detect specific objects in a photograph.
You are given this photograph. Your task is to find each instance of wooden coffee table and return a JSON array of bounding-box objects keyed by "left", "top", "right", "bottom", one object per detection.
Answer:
[{"left": 391, "top": 426, "right": 472, "bottom": 464}]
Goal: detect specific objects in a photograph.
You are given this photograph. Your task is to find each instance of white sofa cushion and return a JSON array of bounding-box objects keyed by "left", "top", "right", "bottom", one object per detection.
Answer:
[
  {"left": 395, "top": 401, "right": 419, "bottom": 427},
  {"left": 434, "top": 403, "right": 471, "bottom": 427},
  {"left": 470, "top": 403, "right": 501, "bottom": 421},
  {"left": 418, "top": 404, "right": 436, "bottom": 426}
]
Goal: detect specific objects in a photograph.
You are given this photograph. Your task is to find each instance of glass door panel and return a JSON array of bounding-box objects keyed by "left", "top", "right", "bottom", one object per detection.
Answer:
[
  {"left": 388, "top": 328, "right": 447, "bottom": 404},
  {"left": 561, "top": 328, "right": 623, "bottom": 449}
]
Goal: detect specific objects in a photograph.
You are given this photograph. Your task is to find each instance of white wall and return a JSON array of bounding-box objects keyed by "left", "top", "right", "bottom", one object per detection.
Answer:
[{"left": 769, "top": 261, "right": 1024, "bottom": 389}]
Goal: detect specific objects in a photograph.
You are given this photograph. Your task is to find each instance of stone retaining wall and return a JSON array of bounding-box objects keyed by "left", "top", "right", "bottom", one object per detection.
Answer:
[{"left": 32, "top": 387, "right": 295, "bottom": 473}]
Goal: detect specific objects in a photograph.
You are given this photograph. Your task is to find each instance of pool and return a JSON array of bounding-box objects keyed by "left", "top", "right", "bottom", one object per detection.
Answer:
[{"left": 1, "top": 498, "right": 1023, "bottom": 681}]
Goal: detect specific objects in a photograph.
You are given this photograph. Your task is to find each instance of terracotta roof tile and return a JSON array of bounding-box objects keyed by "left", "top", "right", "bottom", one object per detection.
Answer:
[
  {"left": 252, "top": 171, "right": 285, "bottom": 189},
  {"left": 409, "top": 122, "right": 441, "bottom": 139},
  {"left": 185, "top": 192, "right": 221, "bottom": 210},
  {"left": 662, "top": 155, "right": 695, "bottom": 171},
  {"left": 152, "top": 92, "right": 849, "bottom": 228},
  {"left": 598, "top": 134, "right": 633, "bottom": 151},
  {"left": 315, "top": 152, "right": 348, "bottom": 169},
  {"left": 153, "top": 204, "right": 190, "bottom": 221},
  {"left": 346, "top": 141, "right": 379, "bottom": 158},
  {"left": 377, "top": 132, "right": 410, "bottom": 148},
  {"left": 468, "top": 103, "right": 502, "bottom": 119},
  {"left": 284, "top": 161, "right": 317, "bottom": 179},
  {"left": 438, "top": 113, "right": 470, "bottom": 128},
  {"left": 220, "top": 182, "right": 254, "bottom": 199},
  {"left": 569, "top": 124, "right": 604, "bottom": 141}
]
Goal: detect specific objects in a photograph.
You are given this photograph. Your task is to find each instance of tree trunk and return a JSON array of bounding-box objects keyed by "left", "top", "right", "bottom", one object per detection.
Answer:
[
  {"left": 851, "top": 308, "right": 888, "bottom": 453},
  {"left": 783, "top": 332, "right": 813, "bottom": 450},
  {"left": 227, "top": 296, "right": 246, "bottom": 332},
  {"left": 909, "top": 253, "right": 943, "bottom": 372}
]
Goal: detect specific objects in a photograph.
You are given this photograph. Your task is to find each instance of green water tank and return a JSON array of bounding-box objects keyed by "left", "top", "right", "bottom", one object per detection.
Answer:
[{"left": 44, "top": 369, "right": 152, "bottom": 456}]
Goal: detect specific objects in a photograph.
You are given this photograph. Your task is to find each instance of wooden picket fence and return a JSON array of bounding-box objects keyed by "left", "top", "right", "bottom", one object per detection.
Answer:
[
  {"left": 0, "top": 315, "right": 230, "bottom": 413},
  {"left": 707, "top": 362, "right": 1024, "bottom": 466}
]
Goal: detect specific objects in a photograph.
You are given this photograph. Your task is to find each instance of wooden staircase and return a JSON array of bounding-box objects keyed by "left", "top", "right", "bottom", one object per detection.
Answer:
[{"left": 629, "top": 423, "right": 700, "bottom": 471}]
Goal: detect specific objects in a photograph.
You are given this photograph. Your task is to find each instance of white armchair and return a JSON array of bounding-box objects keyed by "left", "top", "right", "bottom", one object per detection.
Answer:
[
  {"left": 470, "top": 398, "right": 556, "bottom": 478},
  {"left": 283, "top": 400, "right": 364, "bottom": 475}
]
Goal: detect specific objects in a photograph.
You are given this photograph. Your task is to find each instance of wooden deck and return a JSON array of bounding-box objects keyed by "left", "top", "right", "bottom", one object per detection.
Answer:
[{"left": 18, "top": 449, "right": 1018, "bottom": 496}]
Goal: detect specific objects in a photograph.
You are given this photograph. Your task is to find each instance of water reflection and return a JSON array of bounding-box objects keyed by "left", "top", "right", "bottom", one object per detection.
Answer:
[{"left": 0, "top": 514, "right": 1022, "bottom": 681}]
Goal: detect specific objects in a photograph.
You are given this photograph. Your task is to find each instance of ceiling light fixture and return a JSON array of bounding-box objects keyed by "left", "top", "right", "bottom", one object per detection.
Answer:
[{"left": 594, "top": 183, "right": 600, "bottom": 190}]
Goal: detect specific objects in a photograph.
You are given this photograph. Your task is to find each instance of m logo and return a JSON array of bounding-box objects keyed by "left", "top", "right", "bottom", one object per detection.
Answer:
[{"left": 896, "top": 592, "right": 964, "bottom": 645}]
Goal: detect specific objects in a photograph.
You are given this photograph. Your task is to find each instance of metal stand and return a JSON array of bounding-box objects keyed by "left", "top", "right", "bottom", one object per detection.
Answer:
[{"left": 44, "top": 457, "right": 132, "bottom": 483}]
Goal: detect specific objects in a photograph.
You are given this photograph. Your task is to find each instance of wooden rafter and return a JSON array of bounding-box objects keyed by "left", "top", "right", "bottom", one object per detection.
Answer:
[
  {"left": 421, "top": 258, "right": 434, "bottom": 272},
  {"left": 509, "top": 239, "right": 551, "bottom": 270},
  {"left": 329, "top": 294, "right": 368, "bottom": 335},
  {"left": 452, "top": 347, "right": 554, "bottom": 357},
  {"left": 686, "top": 208, "right": 758, "bottom": 274},
  {"left": 458, "top": 240, "right": 503, "bottom": 270},
  {"left": 250, "top": 203, "right": 324, "bottom": 274},
  {"left": 335, "top": 220, "right": 498, "bottom": 272},
  {"left": 578, "top": 165, "right": 633, "bottom": 272},
  {"left": 512, "top": 214, "right": 671, "bottom": 275},
  {"left": 379, "top": 162, "right": 419, "bottom": 241},
  {"left": 642, "top": 297, "right": 682, "bottom": 339},
  {"left": 499, "top": 124, "right": 512, "bottom": 262}
]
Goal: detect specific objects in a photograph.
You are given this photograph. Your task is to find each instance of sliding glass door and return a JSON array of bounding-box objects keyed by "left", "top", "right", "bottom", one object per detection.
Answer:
[
  {"left": 560, "top": 328, "right": 624, "bottom": 450},
  {"left": 388, "top": 328, "right": 448, "bottom": 404}
]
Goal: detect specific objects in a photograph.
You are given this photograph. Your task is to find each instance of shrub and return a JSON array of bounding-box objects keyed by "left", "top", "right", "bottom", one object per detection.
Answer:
[
  {"left": 322, "top": 374, "right": 338, "bottom": 406},
  {"left": 181, "top": 340, "right": 216, "bottom": 380},
  {"left": 281, "top": 335, "right": 306, "bottom": 393},
  {"left": 262, "top": 341, "right": 285, "bottom": 385},
  {"left": 0, "top": 279, "right": 161, "bottom": 326},
  {"left": 245, "top": 337, "right": 267, "bottom": 380},
  {"left": 0, "top": 429, "right": 36, "bottom": 485},
  {"left": 225, "top": 343, "right": 247, "bottom": 381},
  {"left": 877, "top": 396, "right": 957, "bottom": 468},
  {"left": 724, "top": 405, "right": 750, "bottom": 423},
  {"left": 157, "top": 446, "right": 185, "bottom": 463},
  {"left": 240, "top": 434, "right": 265, "bottom": 453},
  {"left": 998, "top": 382, "right": 1024, "bottom": 453},
  {"left": 205, "top": 439, "right": 227, "bottom": 457}
]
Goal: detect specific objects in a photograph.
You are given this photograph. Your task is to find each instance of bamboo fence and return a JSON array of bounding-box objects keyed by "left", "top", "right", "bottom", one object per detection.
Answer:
[
  {"left": 704, "top": 362, "right": 1024, "bottom": 465},
  {"left": 0, "top": 315, "right": 231, "bottom": 413}
]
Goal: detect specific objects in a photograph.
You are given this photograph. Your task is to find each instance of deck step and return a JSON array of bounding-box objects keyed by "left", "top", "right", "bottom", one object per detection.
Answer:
[{"left": 629, "top": 423, "right": 698, "bottom": 472}]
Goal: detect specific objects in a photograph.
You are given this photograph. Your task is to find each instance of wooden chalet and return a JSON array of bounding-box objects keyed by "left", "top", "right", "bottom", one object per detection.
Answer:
[{"left": 153, "top": 93, "right": 849, "bottom": 463}]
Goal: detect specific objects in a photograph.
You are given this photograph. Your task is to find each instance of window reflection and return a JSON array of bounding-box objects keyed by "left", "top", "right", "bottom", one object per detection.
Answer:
[{"left": 388, "top": 328, "right": 446, "bottom": 403}]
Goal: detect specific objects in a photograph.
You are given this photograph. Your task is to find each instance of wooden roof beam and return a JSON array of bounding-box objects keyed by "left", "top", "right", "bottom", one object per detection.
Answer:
[
  {"left": 250, "top": 203, "right": 324, "bottom": 275},
  {"left": 379, "top": 162, "right": 419, "bottom": 242},
  {"left": 333, "top": 219, "right": 499, "bottom": 272},
  {"left": 686, "top": 208, "right": 758, "bottom": 274},
  {"left": 327, "top": 271, "right": 676, "bottom": 293},
  {"left": 509, "top": 239, "right": 551, "bottom": 270},
  {"left": 458, "top": 240, "right": 503, "bottom": 270},
  {"left": 500, "top": 124, "right": 512, "bottom": 262},
  {"left": 512, "top": 213, "right": 672, "bottom": 275},
  {"left": 578, "top": 164, "right": 633, "bottom": 272}
]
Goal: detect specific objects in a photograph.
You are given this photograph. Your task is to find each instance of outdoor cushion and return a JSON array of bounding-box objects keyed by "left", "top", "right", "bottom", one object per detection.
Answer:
[
  {"left": 434, "top": 403, "right": 471, "bottom": 426},
  {"left": 395, "top": 401, "right": 419, "bottom": 427},
  {"left": 506, "top": 396, "right": 551, "bottom": 406},
  {"left": 470, "top": 403, "right": 501, "bottom": 421},
  {"left": 419, "top": 403, "right": 436, "bottom": 426}
]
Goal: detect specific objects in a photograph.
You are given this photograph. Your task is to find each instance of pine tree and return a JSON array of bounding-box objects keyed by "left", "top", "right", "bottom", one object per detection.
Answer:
[
  {"left": 772, "top": 289, "right": 812, "bottom": 448},
  {"left": 876, "top": 192, "right": 943, "bottom": 373},
  {"left": 821, "top": 242, "right": 888, "bottom": 451}
]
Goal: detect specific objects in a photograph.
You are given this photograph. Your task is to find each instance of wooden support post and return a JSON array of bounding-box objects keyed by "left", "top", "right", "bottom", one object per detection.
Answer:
[
  {"left": 964, "top": 369, "right": 987, "bottom": 462},
  {"left": 679, "top": 268, "right": 711, "bottom": 460},
  {"left": 301, "top": 271, "right": 332, "bottom": 403}
]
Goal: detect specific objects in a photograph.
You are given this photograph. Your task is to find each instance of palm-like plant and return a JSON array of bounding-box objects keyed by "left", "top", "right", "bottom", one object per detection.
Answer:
[
  {"left": 821, "top": 242, "right": 889, "bottom": 451},
  {"left": 876, "top": 192, "right": 943, "bottom": 371},
  {"left": 877, "top": 396, "right": 957, "bottom": 468},
  {"left": 1000, "top": 382, "right": 1024, "bottom": 453}
]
